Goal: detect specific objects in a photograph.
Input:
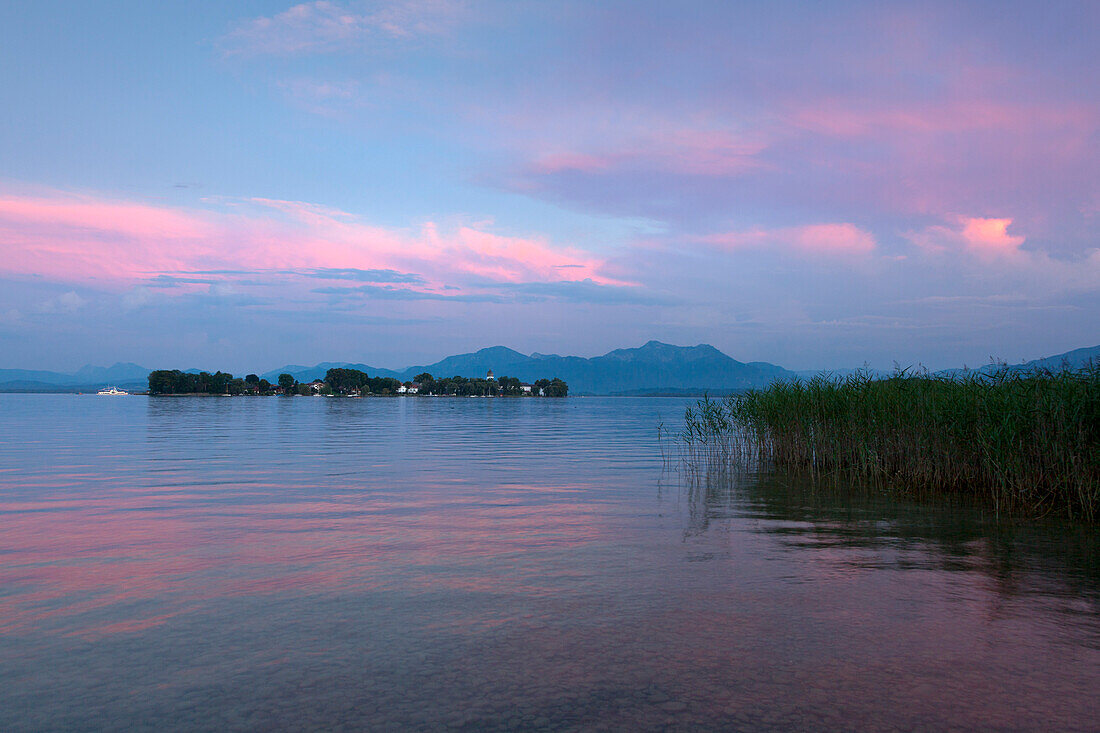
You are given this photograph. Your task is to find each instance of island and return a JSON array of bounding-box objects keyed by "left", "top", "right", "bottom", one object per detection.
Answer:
[{"left": 147, "top": 367, "right": 567, "bottom": 397}]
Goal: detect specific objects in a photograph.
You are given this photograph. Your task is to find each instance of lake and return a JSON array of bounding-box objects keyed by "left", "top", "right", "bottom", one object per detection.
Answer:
[{"left": 0, "top": 394, "right": 1097, "bottom": 730}]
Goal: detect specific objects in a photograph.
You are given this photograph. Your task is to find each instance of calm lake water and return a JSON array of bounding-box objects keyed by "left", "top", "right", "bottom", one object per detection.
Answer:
[{"left": 0, "top": 394, "right": 1097, "bottom": 731}]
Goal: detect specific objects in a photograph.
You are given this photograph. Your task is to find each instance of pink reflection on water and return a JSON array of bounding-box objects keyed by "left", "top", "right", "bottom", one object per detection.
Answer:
[{"left": 0, "top": 481, "right": 615, "bottom": 638}]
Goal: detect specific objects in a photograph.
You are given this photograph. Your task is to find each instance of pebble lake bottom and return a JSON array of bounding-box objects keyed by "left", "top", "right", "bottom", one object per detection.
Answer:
[{"left": 0, "top": 394, "right": 1096, "bottom": 731}]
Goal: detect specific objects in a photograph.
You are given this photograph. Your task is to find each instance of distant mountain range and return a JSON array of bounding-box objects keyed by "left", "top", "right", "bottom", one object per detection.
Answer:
[
  {"left": 2, "top": 342, "right": 1097, "bottom": 394},
  {"left": 0, "top": 362, "right": 153, "bottom": 393},
  {"left": 794, "top": 345, "right": 1100, "bottom": 381},
  {"left": 260, "top": 341, "right": 795, "bottom": 395},
  {"left": 938, "top": 344, "right": 1100, "bottom": 377}
]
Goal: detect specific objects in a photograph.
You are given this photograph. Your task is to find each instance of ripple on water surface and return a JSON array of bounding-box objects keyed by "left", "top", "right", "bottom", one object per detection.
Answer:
[{"left": 0, "top": 394, "right": 1097, "bottom": 730}]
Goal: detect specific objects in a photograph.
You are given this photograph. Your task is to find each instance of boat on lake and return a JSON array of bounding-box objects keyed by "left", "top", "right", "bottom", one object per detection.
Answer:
[{"left": 96, "top": 386, "right": 129, "bottom": 396}]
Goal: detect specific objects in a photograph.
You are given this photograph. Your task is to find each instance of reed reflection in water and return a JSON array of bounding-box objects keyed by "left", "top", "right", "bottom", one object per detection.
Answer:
[{"left": 0, "top": 394, "right": 1096, "bottom": 731}]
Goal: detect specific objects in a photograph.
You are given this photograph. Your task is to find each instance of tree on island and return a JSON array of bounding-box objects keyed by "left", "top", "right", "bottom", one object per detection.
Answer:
[
  {"left": 325, "top": 367, "right": 368, "bottom": 394},
  {"left": 148, "top": 366, "right": 567, "bottom": 397},
  {"left": 148, "top": 369, "right": 245, "bottom": 395},
  {"left": 415, "top": 372, "right": 434, "bottom": 392},
  {"left": 497, "top": 376, "right": 523, "bottom": 396},
  {"left": 323, "top": 367, "right": 403, "bottom": 395}
]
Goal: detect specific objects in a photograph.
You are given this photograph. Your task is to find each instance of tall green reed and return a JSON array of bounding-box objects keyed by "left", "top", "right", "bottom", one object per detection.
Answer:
[{"left": 679, "top": 364, "right": 1100, "bottom": 520}]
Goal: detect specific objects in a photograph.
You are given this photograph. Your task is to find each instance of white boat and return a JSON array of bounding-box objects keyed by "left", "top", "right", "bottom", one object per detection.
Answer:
[{"left": 97, "top": 386, "right": 129, "bottom": 395}]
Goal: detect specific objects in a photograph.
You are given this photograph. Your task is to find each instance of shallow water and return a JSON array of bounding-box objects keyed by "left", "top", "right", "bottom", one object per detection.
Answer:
[{"left": 0, "top": 394, "right": 1097, "bottom": 731}]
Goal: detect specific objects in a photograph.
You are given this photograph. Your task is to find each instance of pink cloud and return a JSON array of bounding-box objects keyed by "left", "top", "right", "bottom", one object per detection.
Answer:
[
  {"left": 530, "top": 152, "right": 613, "bottom": 175},
  {"left": 421, "top": 223, "right": 620, "bottom": 284},
  {"left": 787, "top": 98, "right": 1094, "bottom": 137},
  {"left": 0, "top": 193, "right": 220, "bottom": 281},
  {"left": 702, "top": 223, "right": 876, "bottom": 256},
  {"left": 500, "top": 101, "right": 771, "bottom": 180},
  {"left": 525, "top": 126, "right": 768, "bottom": 178},
  {"left": 959, "top": 217, "right": 1025, "bottom": 255},
  {"left": 489, "top": 15, "right": 1098, "bottom": 225},
  {"left": 0, "top": 188, "right": 620, "bottom": 292},
  {"left": 244, "top": 197, "right": 621, "bottom": 286},
  {"left": 908, "top": 216, "right": 1025, "bottom": 258},
  {"left": 0, "top": 194, "right": 211, "bottom": 241},
  {"left": 642, "top": 128, "right": 768, "bottom": 176}
]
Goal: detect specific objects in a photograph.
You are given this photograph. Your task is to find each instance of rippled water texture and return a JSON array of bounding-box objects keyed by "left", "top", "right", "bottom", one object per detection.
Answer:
[{"left": 1, "top": 394, "right": 1097, "bottom": 730}]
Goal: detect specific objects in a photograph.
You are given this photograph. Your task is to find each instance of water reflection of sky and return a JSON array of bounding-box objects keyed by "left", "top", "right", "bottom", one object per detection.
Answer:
[{"left": 0, "top": 395, "right": 1097, "bottom": 730}]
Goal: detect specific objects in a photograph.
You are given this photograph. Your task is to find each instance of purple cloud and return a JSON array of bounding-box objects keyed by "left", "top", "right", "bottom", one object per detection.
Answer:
[{"left": 220, "top": 0, "right": 466, "bottom": 57}]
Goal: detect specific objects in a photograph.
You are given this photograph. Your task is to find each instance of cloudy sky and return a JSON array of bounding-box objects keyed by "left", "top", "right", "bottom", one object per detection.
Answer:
[{"left": 1, "top": 0, "right": 1098, "bottom": 372}]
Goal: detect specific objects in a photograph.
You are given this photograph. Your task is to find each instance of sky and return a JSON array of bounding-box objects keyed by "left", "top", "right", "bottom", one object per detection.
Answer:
[{"left": 1, "top": 0, "right": 1098, "bottom": 373}]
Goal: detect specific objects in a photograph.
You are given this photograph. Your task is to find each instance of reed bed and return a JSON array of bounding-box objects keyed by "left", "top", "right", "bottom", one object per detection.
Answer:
[{"left": 680, "top": 365, "right": 1100, "bottom": 520}]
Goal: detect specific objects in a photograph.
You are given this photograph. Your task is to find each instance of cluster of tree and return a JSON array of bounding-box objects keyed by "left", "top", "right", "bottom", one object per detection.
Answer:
[
  {"left": 321, "top": 368, "right": 402, "bottom": 395},
  {"left": 149, "top": 368, "right": 568, "bottom": 397},
  {"left": 276, "top": 373, "right": 337, "bottom": 396},
  {"left": 411, "top": 374, "right": 562, "bottom": 397},
  {"left": 245, "top": 374, "right": 273, "bottom": 392},
  {"left": 148, "top": 369, "right": 253, "bottom": 395},
  {"left": 535, "top": 378, "right": 569, "bottom": 397},
  {"left": 423, "top": 375, "right": 502, "bottom": 396},
  {"left": 315, "top": 369, "right": 569, "bottom": 397}
]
